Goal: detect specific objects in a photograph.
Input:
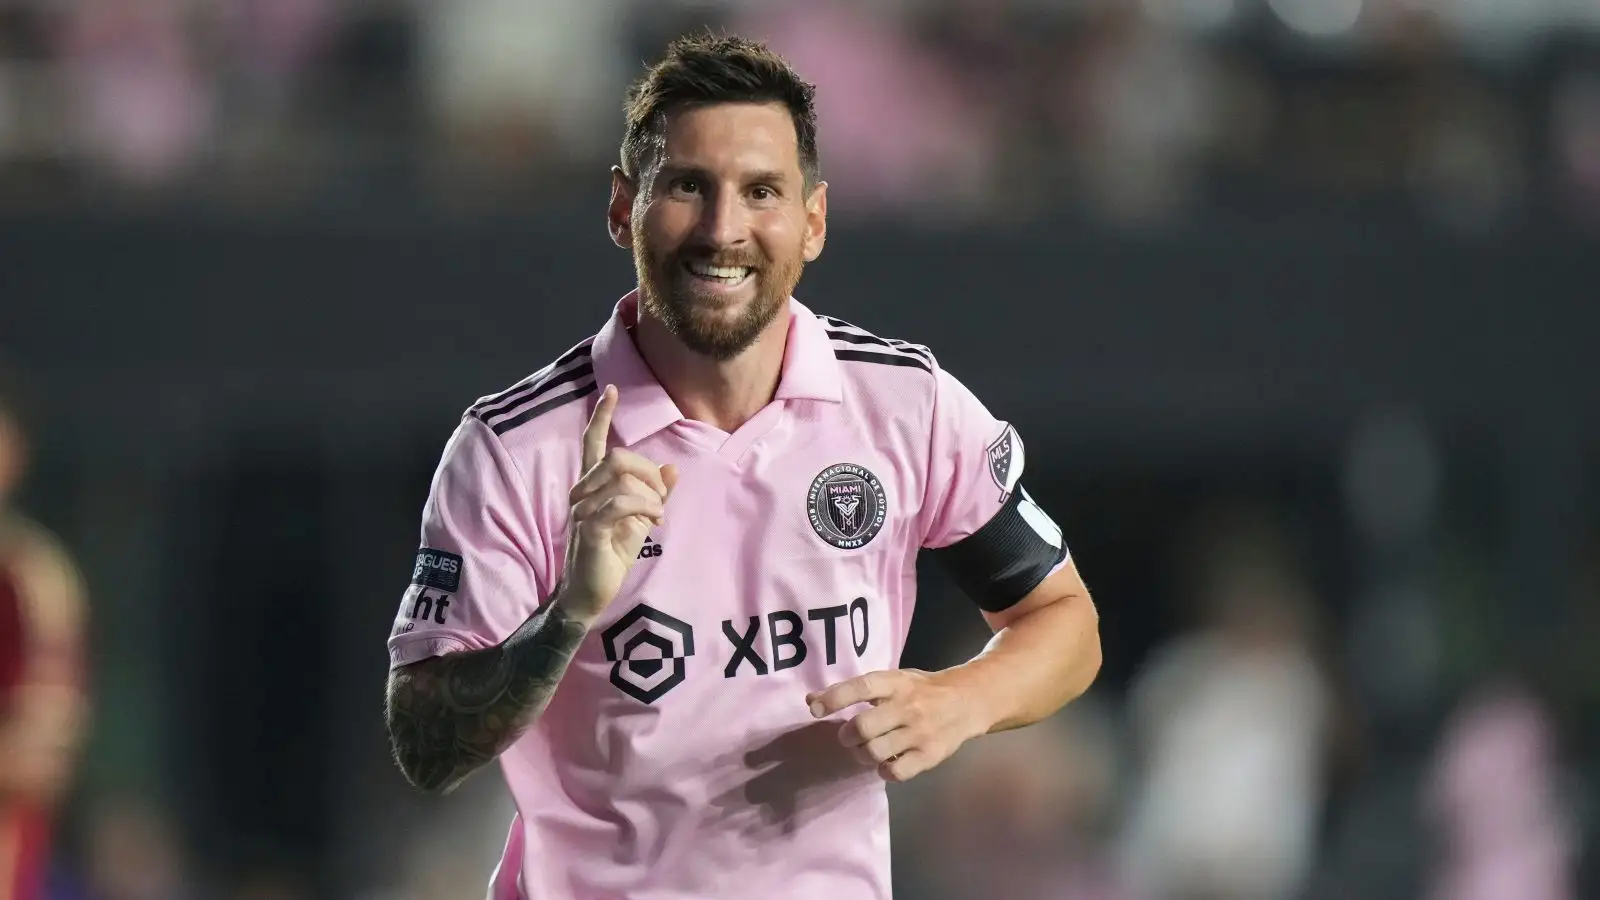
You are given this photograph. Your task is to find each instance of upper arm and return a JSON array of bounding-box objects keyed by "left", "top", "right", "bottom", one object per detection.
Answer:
[
  {"left": 387, "top": 417, "right": 550, "bottom": 669},
  {"left": 979, "top": 558, "right": 1094, "bottom": 632},
  {"left": 920, "top": 363, "right": 1070, "bottom": 615}
]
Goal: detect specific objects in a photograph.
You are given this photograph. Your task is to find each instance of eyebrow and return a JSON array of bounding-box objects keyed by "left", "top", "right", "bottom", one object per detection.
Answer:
[
  {"left": 656, "top": 164, "right": 792, "bottom": 186},
  {"left": 745, "top": 170, "right": 792, "bottom": 186}
]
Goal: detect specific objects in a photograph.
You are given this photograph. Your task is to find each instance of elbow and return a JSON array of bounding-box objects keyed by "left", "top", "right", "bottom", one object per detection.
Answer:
[
  {"left": 383, "top": 702, "right": 469, "bottom": 796},
  {"left": 384, "top": 663, "right": 473, "bottom": 795},
  {"left": 1076, "top": 625, "right": 1103, "bottom": 698},
  {"left": 1067, "top": 601, "right": 1103, "bottom": 701},
  {"left": 391, "top": 747, "right": 442, "bottom": 795},
  {"left": 386, "top": 729, "right": 464, "bottom": 796},
  {"left": 406, "top": 772, "right": 460, "bottom": 797}
]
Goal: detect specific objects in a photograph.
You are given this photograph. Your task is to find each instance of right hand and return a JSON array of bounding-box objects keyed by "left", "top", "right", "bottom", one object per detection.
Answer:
[{"left": 558, "top": 385, "right": 678, "bottom": 622}]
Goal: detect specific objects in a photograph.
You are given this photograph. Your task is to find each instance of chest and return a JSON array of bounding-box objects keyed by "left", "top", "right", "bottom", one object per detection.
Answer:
[{"left": 551, "top": 407, "right": 927, "bottom": 708}]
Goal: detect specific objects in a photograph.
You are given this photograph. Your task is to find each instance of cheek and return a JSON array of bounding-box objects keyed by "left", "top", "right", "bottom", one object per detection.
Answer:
[
  {"left": 640, "top": 202, "right": 695, "bottom": 253},
  {"left": 755, "top": 219, "right": 806, "bottom": 263}
]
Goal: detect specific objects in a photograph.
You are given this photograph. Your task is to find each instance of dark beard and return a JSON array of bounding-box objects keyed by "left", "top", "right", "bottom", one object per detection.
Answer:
[{"left": 634, "top": 238, "right": 802, "bottom": 361}]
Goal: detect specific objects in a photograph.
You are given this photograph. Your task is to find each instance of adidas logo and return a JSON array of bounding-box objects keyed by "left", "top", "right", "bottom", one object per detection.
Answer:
[{"left": 636, "top": 536, "right": 664, "bottom": 560}]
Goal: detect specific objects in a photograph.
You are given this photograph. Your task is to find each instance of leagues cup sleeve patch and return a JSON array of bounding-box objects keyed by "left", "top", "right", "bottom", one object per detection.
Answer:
[
  {"left": 411, "top": 548, "right": 464, "bottom": 593},
  {"left": 986, "top": 424, "right": 1024, "bottom": 500},
  {"left": 807, "top": 463, "right": 888, "bottom": 550}
]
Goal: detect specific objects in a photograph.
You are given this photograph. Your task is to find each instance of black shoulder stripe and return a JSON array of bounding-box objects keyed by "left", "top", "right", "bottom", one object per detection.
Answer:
[
  {"left": 472, "top": 341, "right": 589, "bottom": 411},
  {"left": 491, "top": 381, "right": 598, "bottom": 436},
  {"left": 471, "top": 342, "right": 593, "bottom": 419},
  {"left": 833, "top": 347, "right": 933, "bottom": 373},
  {"left": 479, "top": 362, "right": 594, "bottom": 424},
  {"left": 820, "top": 315, "right": 934, "bottom": 362},
  {"left": 886, "top": 339, "right": 933, "bottom": 361},
  {"left": 476, "top": 357, "right": 598, "bottom": 422},
  {"left": 472, "top": 376, "right": 541, "bottom": 418},
  {"left": 826, "top": 329, "right": 894, "bottom": 350},
  {"left": 825, "top": 329, "right": 934, "bottom": 363},
  {"left": 473, "top": 344, "right": 592, "bottom": 418},
  {"left": 820, "top": 315, "right": 865, "bottom": 331}
]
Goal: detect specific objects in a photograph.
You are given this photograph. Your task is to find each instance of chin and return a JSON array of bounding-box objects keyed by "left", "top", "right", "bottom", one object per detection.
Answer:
[
  {"left": 692, "top": 293, "right": 764, "bottom": 325},
  {"left": 672, "top": 297, "right": 785, "bottom": 360}
]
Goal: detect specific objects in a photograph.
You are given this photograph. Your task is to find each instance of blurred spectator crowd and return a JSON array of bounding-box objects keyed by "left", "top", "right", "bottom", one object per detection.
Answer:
[{"left": 0, "top": 0, "right": 1597, "bottom": 227}]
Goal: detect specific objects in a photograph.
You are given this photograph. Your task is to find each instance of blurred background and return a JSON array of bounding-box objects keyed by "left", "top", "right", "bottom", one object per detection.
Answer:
[{"left": 0, "top": 0, "right": 1597, "bottom": 898}]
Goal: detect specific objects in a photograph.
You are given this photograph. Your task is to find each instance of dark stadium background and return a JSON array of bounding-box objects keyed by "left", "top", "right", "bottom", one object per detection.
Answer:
[{"left": 1, "top": 2, "right": 1597, "bottom": 898}]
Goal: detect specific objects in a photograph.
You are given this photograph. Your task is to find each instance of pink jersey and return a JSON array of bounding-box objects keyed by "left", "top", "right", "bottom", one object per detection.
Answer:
[{"left": 388, "top": 293, "right": 1068, "bottom": 900}]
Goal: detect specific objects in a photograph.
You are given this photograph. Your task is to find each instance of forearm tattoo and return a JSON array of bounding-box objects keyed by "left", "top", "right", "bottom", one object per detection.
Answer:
[{"left": 385, "top": 603, "right": 589, "bottom": 793}]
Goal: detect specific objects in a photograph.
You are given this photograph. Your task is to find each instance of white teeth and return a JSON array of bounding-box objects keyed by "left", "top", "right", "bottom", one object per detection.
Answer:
[{"left": 687, "top": 262, "right": 752, "bottom": 281}]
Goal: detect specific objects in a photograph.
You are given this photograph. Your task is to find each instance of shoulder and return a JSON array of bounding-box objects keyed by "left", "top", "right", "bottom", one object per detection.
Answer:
[
  {"left": 814, "top": 313, "right": 970, "bottom": 425},
  {"left": 461, "top": 337, "right": 598, "bottom": 448},
  {"left": 815, "top": 314, "right": 937, "bottom": 379}
]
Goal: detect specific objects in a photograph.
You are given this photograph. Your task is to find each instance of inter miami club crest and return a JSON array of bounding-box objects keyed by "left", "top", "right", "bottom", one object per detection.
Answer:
[
  {"left": 807, "top": 463, "right": 888, "bottom": 550},
  {"left": 987, "top": 424, "right": 1024, "bottom": 501}
]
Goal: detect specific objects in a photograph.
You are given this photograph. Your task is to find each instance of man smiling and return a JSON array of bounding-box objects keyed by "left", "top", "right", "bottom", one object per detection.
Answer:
[{"left": 384, "top": 33, "right": 1101, "bottom": 900}]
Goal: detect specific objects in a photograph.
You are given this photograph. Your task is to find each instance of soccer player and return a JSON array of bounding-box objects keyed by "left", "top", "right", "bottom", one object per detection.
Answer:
[
  {"left": 0, "top": 379, "right": 89, "bottom": 900},
  {"left": 384, "top": 34, "right": 1101, "bottom": 900}
]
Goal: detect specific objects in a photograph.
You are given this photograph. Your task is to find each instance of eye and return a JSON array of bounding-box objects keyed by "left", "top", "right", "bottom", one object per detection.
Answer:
[
  {"left": 750, "top": 186, "right": 776, "bottom": 201},
  {"left": 671, "top": 178, "right": 701, "bottom": 197}
]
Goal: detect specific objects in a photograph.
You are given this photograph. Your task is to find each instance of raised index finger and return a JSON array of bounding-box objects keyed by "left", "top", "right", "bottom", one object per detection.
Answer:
[{"left": 582, "top": 385, "right": 618, "bottom": 473}]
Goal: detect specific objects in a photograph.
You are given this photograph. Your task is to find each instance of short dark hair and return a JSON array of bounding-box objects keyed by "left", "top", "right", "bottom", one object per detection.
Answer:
[{"left": 621, "top": 33, "right": 820, "bottom": 190}]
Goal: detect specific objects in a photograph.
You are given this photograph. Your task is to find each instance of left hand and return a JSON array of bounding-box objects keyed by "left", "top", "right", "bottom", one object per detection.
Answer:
[{"left": 806, "top": 669, "right": 987, "bottom": 783}]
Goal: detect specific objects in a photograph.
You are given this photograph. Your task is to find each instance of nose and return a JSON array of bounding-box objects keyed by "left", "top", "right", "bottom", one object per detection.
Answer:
[{"left": 696, "top": 184, "right": 750, "bottom": 250}]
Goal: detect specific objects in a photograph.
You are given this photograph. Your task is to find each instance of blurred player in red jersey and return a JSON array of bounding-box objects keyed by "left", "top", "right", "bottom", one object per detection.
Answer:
[{"left": 0, "top": 376, "right": 89, "bottom": 900}]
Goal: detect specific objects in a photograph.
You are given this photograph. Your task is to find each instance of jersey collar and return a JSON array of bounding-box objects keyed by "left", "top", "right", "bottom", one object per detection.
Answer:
[{"left": 591, "top": 290, "right": 843, "bottom": 447}]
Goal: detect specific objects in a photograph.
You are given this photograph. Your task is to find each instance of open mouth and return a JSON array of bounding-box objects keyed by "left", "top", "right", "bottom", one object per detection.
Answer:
[{"left": 683, "top": 260, "right": 755, "bottom": 289}]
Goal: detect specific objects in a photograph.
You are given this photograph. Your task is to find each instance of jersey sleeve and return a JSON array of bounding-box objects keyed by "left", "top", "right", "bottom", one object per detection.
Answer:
[
  {"left": 919, "top": 363, "right": 1069, "bottom": 613},
  {"left": 387, "top": 416, "right": 550, "bottom": 668}
]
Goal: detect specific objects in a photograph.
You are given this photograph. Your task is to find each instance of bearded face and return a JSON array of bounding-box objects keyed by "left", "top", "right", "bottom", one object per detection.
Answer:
[
  {"left": 633, "top": 211, "right": 802, "bottom": 361},
  {"left": 615, "top": 101, "right": 825, "bottom": 360}
]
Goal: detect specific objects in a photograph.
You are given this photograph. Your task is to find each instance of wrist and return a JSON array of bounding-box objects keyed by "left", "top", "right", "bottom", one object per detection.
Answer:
[
  {"left": 931, "top": 664, "right": 1003, "bottom": 741},
  {"left": 550, "top": 583, "right": 604, "bottom": 629}
]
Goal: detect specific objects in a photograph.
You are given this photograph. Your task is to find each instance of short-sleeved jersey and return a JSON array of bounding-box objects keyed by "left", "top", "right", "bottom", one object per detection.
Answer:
[{"left": 388, "top": 293, "right": 1069, "bottom": 900}]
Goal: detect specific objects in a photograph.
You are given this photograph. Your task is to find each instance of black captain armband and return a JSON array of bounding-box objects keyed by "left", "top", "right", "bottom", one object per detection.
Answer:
[{"left": 931, "top": 487, "right": 1067, "bottom": 613}]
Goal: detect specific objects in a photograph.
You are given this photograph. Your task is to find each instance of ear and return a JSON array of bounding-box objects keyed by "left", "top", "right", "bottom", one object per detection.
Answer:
[
  {"left": 608, "top": 166, "right": 637, "bottom": 250},
  {"left": 802, "top": 181, "right": 828, "bottom": 263}
]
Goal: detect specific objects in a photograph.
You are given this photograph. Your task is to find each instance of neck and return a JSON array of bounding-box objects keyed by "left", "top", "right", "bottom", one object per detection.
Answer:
[{"left": 632, "top": 309, "right": 790, "bottom": 433}]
